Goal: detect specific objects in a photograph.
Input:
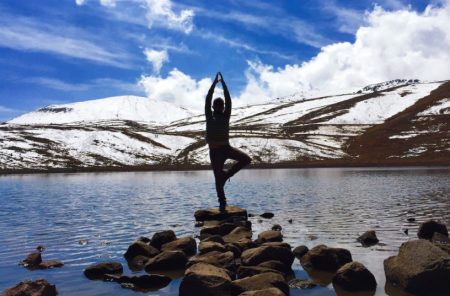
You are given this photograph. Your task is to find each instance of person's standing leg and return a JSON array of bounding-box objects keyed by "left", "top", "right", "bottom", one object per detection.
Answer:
[
  {"left": 224, "top": 145, "right": 251, "bottom": 180},
  {"left": 209, "top": 147, "right": 227, "bottom": 206}
]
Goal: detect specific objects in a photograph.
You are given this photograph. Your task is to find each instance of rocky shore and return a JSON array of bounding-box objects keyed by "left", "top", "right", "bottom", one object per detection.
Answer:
[{"left": 3, "top": 206, "right": 450, "bottom": 296}]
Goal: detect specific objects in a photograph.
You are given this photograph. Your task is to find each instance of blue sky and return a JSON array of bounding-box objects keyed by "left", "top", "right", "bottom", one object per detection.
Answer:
[{"left": 0, "top": 0, "right": 448, "bottom": 121}]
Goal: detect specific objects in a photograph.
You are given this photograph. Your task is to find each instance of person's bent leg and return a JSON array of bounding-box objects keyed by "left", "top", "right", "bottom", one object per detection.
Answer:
[{"left": 225, "top": 146, "right": 251, "bottom": 179}]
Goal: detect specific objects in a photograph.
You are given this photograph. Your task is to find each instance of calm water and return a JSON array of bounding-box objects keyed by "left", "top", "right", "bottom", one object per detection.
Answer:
[{"left": 0, "top": 168, "right": 449, "bottom": 295}]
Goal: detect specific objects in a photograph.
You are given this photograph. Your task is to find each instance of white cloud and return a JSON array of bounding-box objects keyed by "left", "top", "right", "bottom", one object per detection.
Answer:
[
  {"left": 100, "top": 0, "right": 116, "bottom": 7},
  {"left": 144, "top": 0, "right": 194, "bottom": 34},
  {"left": 139, "top": 69, "right": 213, "bottom": 110},
  {"left": 144, "top": 48, "right": 169, "bottom": 73},
  {"left": 0, "top": 14, "right": 130, "bottom": 68},
  {"left": 137, "top": 2, "right": 450, "bottom": 109},
  {"left": 75, "top": 0, "right": 87, "bottom": 6}
]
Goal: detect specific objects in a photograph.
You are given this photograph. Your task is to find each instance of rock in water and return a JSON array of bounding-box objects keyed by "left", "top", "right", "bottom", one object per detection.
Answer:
[
  {"left": 161, "top": 236, "right": 197, "bottom": 256},
  {"left": 241, "top": 246, "right": 295, "bottom": 267},
  {"left": 260, "top": 212, "right": 275, "bottom": 219},
  {"left": 293, "top": 245, "right": 309, "bottom": 260},
  {"left": 124, "top": 241, "right": 159, "bottom": 261},
  {"left": 195, "top": 205, "right": 247, "bottom": 221},
  {"left": 187, "top": 251, "right": 236, "bottom": 271},
  {"left": 332, "top": 261, "right": 377, "bottom": 291},
  {"left": 179, "top": 263, "right": 233, "bottom": 296},
  {"left": 120, "top": 274, "right": 171, "bottom": 292},
  {"left": 289, "top": 278, "right": 316, "bottom": 289},
  {"left": 38, "top": 261, "right": 64, "bottom": 269},
  {"left": 301, "top": 245, "right": 352, "bottom": 272},
  {"left": 223, "top": 227, "right": 252, "bottom": 244},
  {"left": 199, "top": 241, "right": 227, "bottom": 255},
  {"left": 357, "top": 230, "right": 379, "bottom": 247},
  {"left": 144, "top": 251, "right": 187, "bottom": 271},
  {"left": 257, "top": 230, "right": 283, "bottom": 243},
  {"left": 84, "top": 262, "right": 123, "bottom": 280},
  {"left": 231, "top": 272, "right": 289, "bottom": 295},
  {"left": 417, "top": 220, "right": 448, "bottom": 240},
  {"left": 384, "top": 239, "right": 450, "bottom": 295},
  {"left": 3, "top": 279, "right": 57, "bottom": 296},
  {"left": 150, "top": 230, "right": 177, "bottom": 249}
]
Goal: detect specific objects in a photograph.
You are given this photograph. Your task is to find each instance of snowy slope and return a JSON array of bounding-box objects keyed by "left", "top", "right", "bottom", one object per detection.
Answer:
[
  {"left": 8, "top": 96, "right": 194, "bottom": 124},
  {"left": 1, "top": 79, "right": 449, "bottom": 171}
]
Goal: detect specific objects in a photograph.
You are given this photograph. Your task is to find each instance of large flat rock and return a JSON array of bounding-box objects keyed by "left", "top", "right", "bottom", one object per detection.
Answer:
[{"left": 195, "top": 205, "right": 247, "bottom": 221}]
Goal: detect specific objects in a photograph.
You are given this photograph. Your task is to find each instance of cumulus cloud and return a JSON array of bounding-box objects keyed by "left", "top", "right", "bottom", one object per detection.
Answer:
[
  {"left": 139, "top": 69, "right": 214, "bottom": 110},
  {"left": 144, "top": 0, "right": 194, "bottom": 34},
  {"left": 75, "top": 0, "right": 86, "bottom": 6},
  {"left": 144, "top": 48, "right": 169, "bottom": 73},
  {"left": 139, "top": 2, "right": 450, "bottom": 108}
]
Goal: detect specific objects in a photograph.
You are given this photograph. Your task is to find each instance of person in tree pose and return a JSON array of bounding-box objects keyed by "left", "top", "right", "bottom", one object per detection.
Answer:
[{"left": 205, "top": 72, "right": 251, "bottom": 210}]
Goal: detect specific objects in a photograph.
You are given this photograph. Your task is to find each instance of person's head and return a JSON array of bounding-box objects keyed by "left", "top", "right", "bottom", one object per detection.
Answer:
[{"left": 213, "top": 97, "right": 225, "bottom": 113}]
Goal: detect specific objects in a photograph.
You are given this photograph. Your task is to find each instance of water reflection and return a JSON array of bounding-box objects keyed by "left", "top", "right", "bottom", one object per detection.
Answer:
[{"left": 0, "top": 167, "right": 449, "bottom": 295}]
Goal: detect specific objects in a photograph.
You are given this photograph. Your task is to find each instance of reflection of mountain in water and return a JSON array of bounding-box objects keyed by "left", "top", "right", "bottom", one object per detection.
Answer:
[{"left": 1, "top": 80, "right": 450, "bottom": 172}]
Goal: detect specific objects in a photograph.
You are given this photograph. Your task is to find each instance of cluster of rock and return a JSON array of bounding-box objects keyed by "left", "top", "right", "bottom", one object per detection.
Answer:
[
  {"left": 3, "top": 205, "right": 450, "bottom": 296},
  {"left": 384, "top": 219, "right": 450, "bottom": 295}
]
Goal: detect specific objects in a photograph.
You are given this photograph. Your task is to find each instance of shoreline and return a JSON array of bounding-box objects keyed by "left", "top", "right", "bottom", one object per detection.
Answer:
[{"left": 1, "top": 160, "right": 450, "bottom": 176}]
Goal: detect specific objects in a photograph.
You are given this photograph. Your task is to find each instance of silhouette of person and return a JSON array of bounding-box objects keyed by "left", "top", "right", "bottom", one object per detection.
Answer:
[{"left": 205, "top": 72, "right": 251, "bottom": 210}]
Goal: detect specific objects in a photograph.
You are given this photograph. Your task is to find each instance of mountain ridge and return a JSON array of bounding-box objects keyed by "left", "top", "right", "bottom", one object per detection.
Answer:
[{"left": 1, "top": 79, "right": 449, "bottom": 173}]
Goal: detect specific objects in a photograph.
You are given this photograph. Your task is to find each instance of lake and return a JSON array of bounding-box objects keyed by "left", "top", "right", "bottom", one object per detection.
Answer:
[{"left": 1, "top": 167, "right": 449, "bottom": 295}]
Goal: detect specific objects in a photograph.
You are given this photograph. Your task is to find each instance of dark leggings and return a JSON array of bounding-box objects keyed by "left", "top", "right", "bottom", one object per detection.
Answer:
[{"left": 209, "top": 145, "right": 251, "bottom": 200}]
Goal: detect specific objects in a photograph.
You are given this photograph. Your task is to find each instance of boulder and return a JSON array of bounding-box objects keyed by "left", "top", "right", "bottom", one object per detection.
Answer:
[
  {"left": 417, "top": 220, "right": 448, "bottom": 240},
  {"left": 301, "top": 245, "right": 352, "bottom": 272},
  {"left": 239, "top": 287, "right": 286, "bottom": 296},
  {"left": 230, "top": 238, "right": 257, "bottom": 252},
  {"left": 223, "top": 227, "right": 252, "bottom": 244},
  {"left": 38, "top": 261, "right": 64, "bottom": 269},
  {"left": 231, "top": 272, "right": 289, "bottom": 295},
  {"left": 260, "top": 212, "right": 274, "bottom": 219},
  {"left": 179, "top": 263, "right": 233, "bottom": 296},
  {"left": 241, "top": 246, "right": 294, "bottom": 267},
  {"left": 384, "top": 239, "right": 450, "bottom": 295},
  {"left": 124, "top": 241, "right": 159, "bottom": 261},
  {"left": 21, "top": 252, "right": 42, "bottom": 268},
  {"left": 3, "top": 279, "right": 57, "bottom": 296},
  {"left": 150, "top": 230, "right": 177, "bottom": 249},
  {"left": 237, "top": 266, "right": 284, "bottom": 279},
  {"left": 257, "top": 230, "right": 283, "bottom": 243},
  {"left": 119, "top": 274, "right": 171, "bottom": 292},
  {"left": 292, "top": 245, "right": 309, "bottom": 259},
  {"left": 84, "top": 261, "right": 123, "bottom": 280},
  {"left": 258, "top": 261, "right": 292, "bottom": 278},
  {"left": 127, "top": 255, "right": 150, "bottom": 271},
  {"left": 145, "top": 251, "right": 188, "bottom": 271},
  {"left": 200, "top": 223, "right": 241, "bottom": 238},
  {"left": 195, "top": 205, "right": 248, "bottom": 221},
  {"left": 332, "top": 261, "right": 377, "bottom": 291},
  {"left": 187, "top": 251, "right": 236, "bottom": 271},
  {"left": 161, "top": 236, "right": 197, "bottom": 256},
  {"left": 357, "top": 230, "right": 379, "bottom": 247},
  {"left": 202, "top": 235, "right": 225, "bottom": 245},
  {"left": 199, "top": 241, "right": 227, "bottom": 255}
]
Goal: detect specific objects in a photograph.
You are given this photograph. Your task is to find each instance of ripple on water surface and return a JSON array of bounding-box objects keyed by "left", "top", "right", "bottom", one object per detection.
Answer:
[{"left": 0, "top": 168, "right": 449, "bottom": 295}]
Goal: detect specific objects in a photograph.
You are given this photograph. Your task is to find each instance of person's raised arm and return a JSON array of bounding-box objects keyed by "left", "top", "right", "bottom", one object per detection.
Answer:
[
  {"left": 220, "top": 73, "right": 232, "bottom": 117},
  {"left": 205, "top": 73, "right": 219, "bottom": 118}
]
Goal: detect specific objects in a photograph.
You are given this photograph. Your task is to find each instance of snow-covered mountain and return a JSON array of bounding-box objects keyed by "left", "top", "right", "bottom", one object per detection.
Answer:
[
  {"left": 1, "top": 80, "right": 449, "bottom": 172},
  {"left": 9, "top": 96, "right": 194, "bottom": 124}
]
